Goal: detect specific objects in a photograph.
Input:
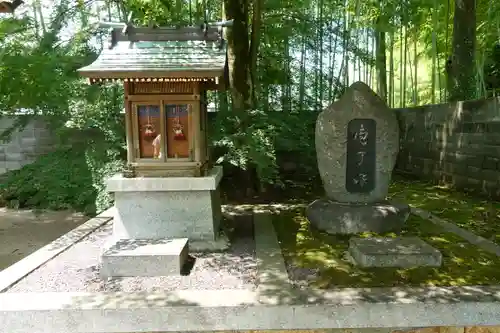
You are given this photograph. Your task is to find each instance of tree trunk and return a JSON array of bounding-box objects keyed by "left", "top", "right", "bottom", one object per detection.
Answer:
[
  {"left": 298, "top": 29, "right": 307, "bottom": 111},
  {"left": 413, "top": 32, "right": 418, "bottom": 104},
  {"left": 448, "top": 0, "right": 476, "bottom": 101},
  {"left": 403, "top": 25, "right": 407, "bottom": 107},
  {"left": 389, "top": 30, "right": 394, "bottom": 107},
  {"left": 343, "top": 2, "right": 349, "bottom": 86},
  {"left": 375, "top": 18, "right": 387, "bottom": 102},
  {"left": 399, "top": 22, "right": 403, "bottom": 106},
  {"left": 328, "top": 20, "right": 339, "bottom": 101},
  {"left": 248, "top": 0, "right": 262, "bottom": 108},
  {"left": 318, "top": 0, "right": 324, "bottom": 108},
  {"left": 224, "top": 0, "right": 251, "bottom": 112}
]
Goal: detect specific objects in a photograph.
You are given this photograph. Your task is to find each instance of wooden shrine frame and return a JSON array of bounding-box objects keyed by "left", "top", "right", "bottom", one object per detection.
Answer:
[{"left": 124, "top": 82, "right": 208, "bottom": 177}]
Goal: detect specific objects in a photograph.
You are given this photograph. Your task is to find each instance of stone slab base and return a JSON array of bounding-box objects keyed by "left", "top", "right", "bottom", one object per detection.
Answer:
[
  {"left": 307, "top": 199, "right": 410, "bottom": 234},
  {"left": 348, "top": 237, "right": 442, "bottom": 268},
  {"left": 100, "top": 238, "right": 189, "bottom": 278},
  {"left": 106, "top": 166, "right": 223, "bottom": 242},
  {"left": 189, "top": 233, "right": 230, "bottom": 252}
]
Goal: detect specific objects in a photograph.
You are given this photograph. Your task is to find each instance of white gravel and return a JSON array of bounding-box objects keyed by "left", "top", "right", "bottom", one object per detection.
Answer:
[{"left": 6, "top": 222, "right": 257, "bottom": 293}]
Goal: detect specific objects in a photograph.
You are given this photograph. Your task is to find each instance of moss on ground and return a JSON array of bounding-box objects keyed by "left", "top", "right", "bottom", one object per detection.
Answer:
[
  {"left": 388, "top": 178, "right": 500, "bottom": 244},
  {"left": 273, "top": 207, "right": 500, "bottom": 288}
]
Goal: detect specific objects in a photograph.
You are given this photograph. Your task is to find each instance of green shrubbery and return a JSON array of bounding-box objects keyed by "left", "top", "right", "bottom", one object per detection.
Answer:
[
  {"left": 0, "top": 145, "right": 124, "bottom": 215},
  {"left": 0, "top": 77, "right": 126, "bottom": 215},
  {"left": 210, "top": 108, "right": 319, "bottom": 189}
]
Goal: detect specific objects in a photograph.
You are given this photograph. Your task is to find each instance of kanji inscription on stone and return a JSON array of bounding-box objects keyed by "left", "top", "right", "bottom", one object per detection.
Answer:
[{"left": 345, "top": 118, "right": 376, "bottom": 193}]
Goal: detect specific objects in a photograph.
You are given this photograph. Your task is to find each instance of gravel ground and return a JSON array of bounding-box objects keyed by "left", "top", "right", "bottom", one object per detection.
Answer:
[
  {"left": 6, "top": 221, "right": 257, "bottom": 293},
  {"left": 0, "top": 209, "right": 86, "bottom": 270}
]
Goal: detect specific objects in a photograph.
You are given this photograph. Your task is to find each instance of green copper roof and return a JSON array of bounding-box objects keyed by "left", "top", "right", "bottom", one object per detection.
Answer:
[{"left": 78, "top": 39, "right": 227, "bottom": 79}]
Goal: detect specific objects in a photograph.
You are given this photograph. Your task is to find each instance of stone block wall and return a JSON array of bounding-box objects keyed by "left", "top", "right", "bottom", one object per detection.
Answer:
[
  {"left": 0, "top": 116, "right": 55, "bottom": 175},
  {"left": 396, "top": 97, "right": 500, "bottom": 198}
]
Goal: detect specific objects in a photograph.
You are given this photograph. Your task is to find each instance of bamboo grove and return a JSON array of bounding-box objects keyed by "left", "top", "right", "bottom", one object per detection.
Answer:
[
  {"left": 121, "top": 0, "right": 500, "bottom": 109},
  {"left": 1, "top": 0, "right": 499, "bottom": 113}
]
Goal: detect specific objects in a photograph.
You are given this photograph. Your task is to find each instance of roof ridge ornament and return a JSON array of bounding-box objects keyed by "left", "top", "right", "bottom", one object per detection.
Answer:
[
  {"left": 98, "top": 12, "right": 134, "bottom": 33},
  {"left": 199, "top": 19, "right": 233, "bottom": 49},
  {"left": 122, "top": 13, "right": 134, "bottom": 35},
  {"left": 99, "top": 13, "right": 134, "bottom": 48}
]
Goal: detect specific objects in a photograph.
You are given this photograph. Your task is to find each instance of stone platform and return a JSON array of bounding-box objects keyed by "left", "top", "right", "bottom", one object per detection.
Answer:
[
  {"left": 106, "top": 166, "right": 225, "bottom": 249},
  {"left": 307, "top": 199, "right": 410, "bottom": 234},
  {"left": 101, "top": 238, "right": 189, "bottom": 278},
  {"left": 348, "top": 237, "right": 443, "bottom": 268}
]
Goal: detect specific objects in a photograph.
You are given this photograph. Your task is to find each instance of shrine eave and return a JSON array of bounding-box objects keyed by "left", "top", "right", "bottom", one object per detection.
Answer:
[
  {"left": 86, "top": 77, "right": 220, "bottom": 85},
  {"left": 78, "top": 68, "right": 224, "bottom": 83}
]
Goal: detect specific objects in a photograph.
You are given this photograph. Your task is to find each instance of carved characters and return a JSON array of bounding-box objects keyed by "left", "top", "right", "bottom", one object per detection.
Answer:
[
  {"left": 353, "top": 124, "right": 368, "bottom": 146},
  {"left": 353, "top": 173, "right": 368, "bottom": 187},
  {"left": 345, "top": 119, "right": 376, "bottom": 193}
]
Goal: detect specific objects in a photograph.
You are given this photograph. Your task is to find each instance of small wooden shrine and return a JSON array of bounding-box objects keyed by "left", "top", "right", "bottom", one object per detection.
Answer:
[
  {"left": 0, "top": 0, "right": 23, "bottom": 13},
  {"left": 78, "top": 26, "right": 227, "bottom": 177}
]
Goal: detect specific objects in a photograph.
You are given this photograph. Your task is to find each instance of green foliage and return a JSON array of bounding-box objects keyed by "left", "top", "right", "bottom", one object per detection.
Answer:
[
  {"left": 61, "top": 82, "right": 126, "bottom": 148},
  {"left": 211, "top": 109, "right": 281, "bottom": 186},
  {"left": 0, "top": 146, "right": 124, "bottom": 215},
  {"left": 211, "top": 108, "right": 318, "bottom": 187},
  {"left": 0, "top": 0, "right": 129, "bottom": 213}
]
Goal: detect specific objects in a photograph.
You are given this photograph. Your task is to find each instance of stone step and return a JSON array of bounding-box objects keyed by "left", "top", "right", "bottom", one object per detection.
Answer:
[
  {"left": 348, "top": 236, "right": 442, "bottom": 268},
  {"left": 100, "top": 237, "right": 189, "bottom": 278}
]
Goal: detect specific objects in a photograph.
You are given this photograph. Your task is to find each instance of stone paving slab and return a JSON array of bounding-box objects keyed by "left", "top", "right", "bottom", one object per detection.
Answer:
[
  {"left": 254, "top": 210, "right": 293, "bottom": 304},
  {"left": 348, "top": 237, "right": 442, "bottom": 268},
  {"left": 1, "top": 287, "right": 500, "bottom": 333},
  {"left": 411, "top": 207, "right": 500, "bottom": 257},
  {"left": 101, "top": 238, "right": 189, "bottom": 277}
]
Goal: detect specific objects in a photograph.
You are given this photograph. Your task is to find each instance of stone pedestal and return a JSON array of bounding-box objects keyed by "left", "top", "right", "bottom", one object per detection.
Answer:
[
  {"left": 348, "top": 237, "right": 442, "bottom": 268},
  {"left": 307, "top": 199, "right": 410, "bottom": 235},
  {"left": 106, "top": 166, "right": 225, "bottom": 245},
  {"left": 101, "top": 166, "right": 226, "bottom": 278},
  {"left": 101, "top": 238, "right": 189, "bottom": 278}
]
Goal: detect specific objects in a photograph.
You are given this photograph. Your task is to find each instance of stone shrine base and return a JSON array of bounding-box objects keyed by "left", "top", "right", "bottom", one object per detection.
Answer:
[
  {"left": 348, "top": 237, "right": 443, "bottom": 268},
  {"left": 100, "top": 238, "right": 189, "bottom": 278},
  {"left": 307, "top": 199, "right": 410, "bottom": 235}
]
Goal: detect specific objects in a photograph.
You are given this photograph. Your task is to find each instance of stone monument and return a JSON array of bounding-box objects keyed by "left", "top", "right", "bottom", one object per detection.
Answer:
[
  {"left": 307, "top": 81, "right": 410, "bottom": 234},
  {"left": 307, "top": 82, "right": 442, "bottom": 268}
]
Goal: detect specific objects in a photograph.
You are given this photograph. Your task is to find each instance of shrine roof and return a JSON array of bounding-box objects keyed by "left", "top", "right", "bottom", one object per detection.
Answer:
[{"left": 78, "top": 26, "right": 227, "bottom": 82}]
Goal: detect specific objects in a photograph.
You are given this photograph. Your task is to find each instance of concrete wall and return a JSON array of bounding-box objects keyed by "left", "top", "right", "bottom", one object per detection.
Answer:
[
  {"left": 396, "top": 97, "right": 500, "bottom": 198},
  {"left": 0, "top": 116, "right": 55, "bottom": 175}
]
